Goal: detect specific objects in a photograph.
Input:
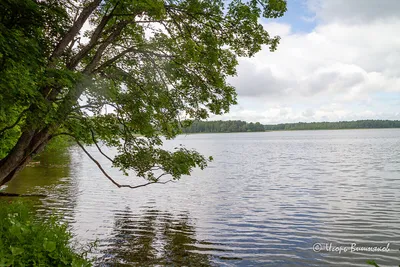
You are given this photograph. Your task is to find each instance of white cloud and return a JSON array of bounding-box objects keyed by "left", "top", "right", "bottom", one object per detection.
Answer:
[{"left": 223, "top": 3, "right": 400, "bottom": 123}]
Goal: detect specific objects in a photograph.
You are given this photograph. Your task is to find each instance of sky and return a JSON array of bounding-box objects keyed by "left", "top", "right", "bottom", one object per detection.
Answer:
[{"left": 213, "top": 0, "right": 400, "bottom": 124}]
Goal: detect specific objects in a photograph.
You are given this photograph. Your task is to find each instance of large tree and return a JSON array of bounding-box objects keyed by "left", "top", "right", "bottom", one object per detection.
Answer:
[{"left": 0, "top": 0, "right": 286, "bottom": 187}]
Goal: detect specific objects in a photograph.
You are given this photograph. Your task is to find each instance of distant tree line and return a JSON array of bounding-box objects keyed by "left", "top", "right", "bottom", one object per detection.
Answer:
[
  {"left": 264, "top": 120, "right": 400, "bottom": 131},
  {"left": 182, "top": 120, "right": 265, "bottom": 133},
  {"left": 182, "top": 120, "right": 400, "bottom": 133}
]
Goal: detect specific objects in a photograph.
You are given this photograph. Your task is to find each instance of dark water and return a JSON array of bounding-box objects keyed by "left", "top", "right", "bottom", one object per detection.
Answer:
[{"left": 4, "top": 129, "right": 400, "bottom": 266}]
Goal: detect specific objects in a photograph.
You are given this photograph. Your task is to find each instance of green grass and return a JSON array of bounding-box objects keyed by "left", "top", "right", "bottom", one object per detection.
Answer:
[{"left": 0, "top": 200, "right": 92, "bottom": 267}]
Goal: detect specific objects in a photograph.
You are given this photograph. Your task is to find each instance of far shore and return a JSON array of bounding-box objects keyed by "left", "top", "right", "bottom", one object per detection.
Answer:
[{"left": 179, "top": 127, "right": 400, "bottom": 135}]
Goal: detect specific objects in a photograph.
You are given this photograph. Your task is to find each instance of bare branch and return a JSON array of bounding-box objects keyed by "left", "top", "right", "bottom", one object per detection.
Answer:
[
  {"left": 74, "top": 104, "right": 102, "bottom": 111},
  {"left": 118, "top": 179, "right": 174, "bottom": 189},
  {"left": 58, "top": 133, "right": 172, "bottom": 189},
  {"left": 66, "top": 0, "right": 79, "bottom": 10},
  {"left": 90, "top": 129, "right": 114, "bottom": 163},
  {"left": 94, "top": 48, "right": 174, "bottom": 73},
  {"left": 133, "top": 19, "right": 171, "bottom": 23},
  {"left": 73, "top": 136, "right": 122, "bottom": 187},
  {"left": 93, "top": 47, "right": 134, "bottom": 72},
  {"left": 84, "top": 20, "right": 130, "bottom": 74},
  {"left": 110, "top": 16, "right": 172, "bottom": 24},
  {"left": 50, "top": 0, "right": 102, "bottom": 61},
  {"left": 68, "top": 2, "right": 120, "bottom": 69}
]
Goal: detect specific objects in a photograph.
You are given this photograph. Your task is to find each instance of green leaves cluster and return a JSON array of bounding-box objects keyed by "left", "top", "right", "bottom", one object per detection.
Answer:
[
  {"left": 0, "top": 200, "right": 92, "bottom": 267},
  {"left": 0, "top": 0, "right": 72, "bottom": 157},
  {"left": 0, "top": 0, "right": 286, "bottom": 185}
]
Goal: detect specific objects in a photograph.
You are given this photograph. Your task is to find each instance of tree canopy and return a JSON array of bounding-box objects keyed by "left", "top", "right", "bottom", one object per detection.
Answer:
[{"left": 0, "top": 0, "right": 286, "bottom": 187}]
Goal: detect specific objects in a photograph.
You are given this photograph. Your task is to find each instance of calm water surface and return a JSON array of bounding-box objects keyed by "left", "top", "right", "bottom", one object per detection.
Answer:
[{"left": 5, "top": 129, "right": 400, "bottom": 266}]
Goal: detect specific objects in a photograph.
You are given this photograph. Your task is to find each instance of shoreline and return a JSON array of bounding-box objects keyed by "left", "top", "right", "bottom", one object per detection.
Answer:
[{"left": 179, "top": 127, "right": 400, "bottom": 135}]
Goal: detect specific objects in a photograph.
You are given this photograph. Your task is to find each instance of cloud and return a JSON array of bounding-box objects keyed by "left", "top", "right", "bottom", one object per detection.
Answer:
[
  {"left": 229, "top": 60, "right": 293, "bottom": 97},
  {"left": 224, "top": 7, "right": 400, "bottom": 123},
  {"left": 213, "top": 102, "right": 400, "bottom": 124},
  {"left": 301, "top": 63, "right": 367, "bottom": 97},
  {"left": 307, "top": 0, "right": 400, "bottom": 24},
  {"left": 302, "top": 108, "right": 315, "bottom": 117}
]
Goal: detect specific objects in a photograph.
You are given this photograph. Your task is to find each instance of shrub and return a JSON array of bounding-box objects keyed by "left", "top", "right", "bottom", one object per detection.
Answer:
[{"left": 0, "top": 200, "right": 92, "bottom": 267}]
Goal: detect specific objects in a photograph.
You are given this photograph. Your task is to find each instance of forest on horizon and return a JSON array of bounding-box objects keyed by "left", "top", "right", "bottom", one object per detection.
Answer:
[{"left": 182, "top": 120, "right": 400, "bottom": 133}]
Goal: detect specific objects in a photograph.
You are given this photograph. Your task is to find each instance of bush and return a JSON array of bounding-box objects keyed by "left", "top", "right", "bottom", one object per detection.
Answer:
[{"left": 0, "top": 200, "right": 92, "bottom": 267}]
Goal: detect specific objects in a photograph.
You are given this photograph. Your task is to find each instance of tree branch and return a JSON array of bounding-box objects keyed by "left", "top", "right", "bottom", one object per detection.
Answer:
[
  {"left": 50, "top": 0, "right": 102, "bottom": 61},
  {"left": 90, "top": 129, "right": 114, "bottom": 163},
  {"left": 74, "top": 104, "right": 103, "bottom": 111},
  {"left": 118, "top": 178, "right": 173, "bottom": 189},
  {"left": 67, "top": 2, "right": 120, "bottom": 69},
  {"left": 84, "top": 20, "right": 130, "bottom": 74},
  {"left": 94, "top": 48, "right": 173, "bottom": 73},
  {"left": 74, "top": 135, "right": 123, "bottom": 187},
  {"left": 93, "top": 47, "right": 134, "bottom": 72},
  {"left": 59, "top": 133, "right": 172, "bottom": 189}
]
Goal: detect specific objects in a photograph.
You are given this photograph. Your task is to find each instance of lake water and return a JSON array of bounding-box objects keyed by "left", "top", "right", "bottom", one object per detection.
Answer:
[{"left": 5, "top": 129, "right": 400, "bottom": 266}]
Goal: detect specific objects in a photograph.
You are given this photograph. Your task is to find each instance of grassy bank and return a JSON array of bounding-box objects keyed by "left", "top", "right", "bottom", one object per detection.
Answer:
[{"left": 0, "top": 200, "right": 92, "bottom": 266}]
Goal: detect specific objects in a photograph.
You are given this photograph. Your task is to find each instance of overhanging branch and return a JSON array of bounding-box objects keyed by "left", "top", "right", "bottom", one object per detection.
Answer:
[
  {"left": 59, "top": 133, "right": 173, "bottom": 189},
  {"left": 90, "top": 129, "right": 114, "bottom": 163}
]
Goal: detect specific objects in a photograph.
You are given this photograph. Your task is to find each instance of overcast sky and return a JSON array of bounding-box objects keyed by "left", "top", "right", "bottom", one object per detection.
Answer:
[{"left": 212, "top": 0, "right": 400, "bottom": 124}]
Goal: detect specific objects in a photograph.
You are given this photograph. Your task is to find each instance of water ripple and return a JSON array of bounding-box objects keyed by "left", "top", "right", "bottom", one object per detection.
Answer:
[{"left": 7, "top": 129, "right": 400, "bottom": 266}]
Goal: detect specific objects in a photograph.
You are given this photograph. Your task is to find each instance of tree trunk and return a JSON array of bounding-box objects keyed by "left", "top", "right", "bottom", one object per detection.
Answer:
[
  {"left": 0, "top": 79, "right": 87, "bottom": 186},
  {"left": 0, "top": 2, "right": 103, "bottom": 186},
  {"left": 0, "top": 128, "right": 51, "bottom": 186}
]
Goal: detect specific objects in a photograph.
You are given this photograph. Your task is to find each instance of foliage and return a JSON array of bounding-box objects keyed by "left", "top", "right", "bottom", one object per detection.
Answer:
[
  {"left": 0, "top": 0, "right": 287, "bottom": 185},
  {"left": 263, "top": 120, "right": 400, "bottom": 131},
  {"left": 181, "top": 119, "right": 400, "bottom": 133},
  {"left": 0, "top": 200, "right": 92, "bottom": 267},
  {"left": 43, "top": 134, "right": 74, "bottom": 153},
  {"left": 182, "top": 120, "right": 265, "bottom": 133},
  {"left": 0, "top": 126, "right": 20, "bottom": 159},
  {"left": 0, "top": 0, "right": 69, "bottom": 157}
]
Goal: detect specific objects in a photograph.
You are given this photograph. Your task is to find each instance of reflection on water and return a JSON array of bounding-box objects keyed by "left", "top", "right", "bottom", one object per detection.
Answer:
[
  {"left": 5, "top": 129, "right": 400, "bottom": 266},
  {"left": 4, "top": 148, "right": 79, "bottom": 222},
  {"left": 6, "top": 148, "right": 71, "bottom": 192},
  {"left": 98, "top": 208, "right": 214, "bottom": 266}
]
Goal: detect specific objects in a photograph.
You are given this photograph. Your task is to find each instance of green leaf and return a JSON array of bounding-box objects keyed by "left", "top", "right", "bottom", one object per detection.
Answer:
[
  {"left": 0, "top": 257, "right": 13, "bottom": 267},
  {"left": 10, "top": 246, "right": 24, "bottom": 256},
  {"left": 366, "top": 260, "right": 380, "bottom": 267},
  {"left": 43, "top": 241, "right": 56, "bottom": 252}
]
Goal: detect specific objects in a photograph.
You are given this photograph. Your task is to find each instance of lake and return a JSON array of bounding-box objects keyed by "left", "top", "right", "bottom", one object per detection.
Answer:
[{"left": 5, "top": 129, "right": 400, "bottom": 266}]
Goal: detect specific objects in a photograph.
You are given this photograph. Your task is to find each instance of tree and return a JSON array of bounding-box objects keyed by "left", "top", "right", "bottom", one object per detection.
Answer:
[{"left": 0, "top": 0, "right": 286, "bottom": 188}]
